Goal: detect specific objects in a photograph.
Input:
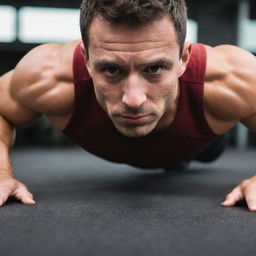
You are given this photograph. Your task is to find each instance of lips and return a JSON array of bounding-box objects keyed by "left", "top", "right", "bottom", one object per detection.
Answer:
[
  {"left": 121, "top": 114, "right": 148, "bottom": 119},
  {"left": 119, "top": 114, "right": 151, "bottom": 125}
]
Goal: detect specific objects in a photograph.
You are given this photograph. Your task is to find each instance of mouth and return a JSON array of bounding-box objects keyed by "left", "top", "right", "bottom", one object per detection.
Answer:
[{"left": 118, "top": 114, "right": 151, "bottom": 125}]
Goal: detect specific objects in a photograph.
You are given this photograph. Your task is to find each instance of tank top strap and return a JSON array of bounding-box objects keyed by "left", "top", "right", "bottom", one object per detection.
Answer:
[
  {"left": 63, "top": 44, "right": 94, "bottom": 133},
  {"left": 73, "top": 44, "right": 90, "bottom": 83},
  {"left": 181, "top": 43, "right": 206, "bottom": 83},
  {"left": 177, "top": 43, "right": 217, "bottom": 137}
]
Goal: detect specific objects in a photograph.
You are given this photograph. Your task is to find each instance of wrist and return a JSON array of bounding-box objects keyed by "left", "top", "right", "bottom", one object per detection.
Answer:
[{"left": 0, "top": 168, "right": 15, "bottom": 178}]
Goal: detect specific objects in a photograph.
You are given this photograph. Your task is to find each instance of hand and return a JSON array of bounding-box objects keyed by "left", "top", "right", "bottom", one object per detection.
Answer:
[
  {"left": 0, "top": 174, "right": 35, "bottom": 207},
  {"left": 221, "top": 175, "right": 256, "bottom": 212}
]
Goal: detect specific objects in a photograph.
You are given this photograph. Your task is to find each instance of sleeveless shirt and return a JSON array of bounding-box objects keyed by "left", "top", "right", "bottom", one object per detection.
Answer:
[{"left": 62, "top": 43, "right": 219, "bottom": 168}]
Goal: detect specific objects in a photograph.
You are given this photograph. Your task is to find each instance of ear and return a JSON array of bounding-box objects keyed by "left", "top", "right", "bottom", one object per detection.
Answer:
[
  {"left": 178, "top": 42, "right": 192, "bottom": 77},
  {"left": 80, "top": 43, "right": 92, "bottom": 74}
]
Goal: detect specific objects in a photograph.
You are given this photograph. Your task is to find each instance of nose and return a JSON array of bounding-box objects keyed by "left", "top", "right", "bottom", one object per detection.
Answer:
[{"left": 122, "top": 74, "right": 147, "bottom": 109}]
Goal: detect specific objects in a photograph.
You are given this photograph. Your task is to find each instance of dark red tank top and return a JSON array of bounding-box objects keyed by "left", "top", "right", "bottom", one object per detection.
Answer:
[{"left": 63, "top": 43, "right": 219, "bottom": 168}]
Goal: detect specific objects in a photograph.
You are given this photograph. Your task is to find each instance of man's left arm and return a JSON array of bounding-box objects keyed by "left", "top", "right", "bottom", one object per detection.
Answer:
[
  {"left": 221, "top": 115, "right": 256, "bottom": 211},
  {"left": 215, "top": 45, "right": 256, "bottom": 211}
]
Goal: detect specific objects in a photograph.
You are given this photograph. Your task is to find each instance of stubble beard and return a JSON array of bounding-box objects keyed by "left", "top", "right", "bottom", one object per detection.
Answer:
[
  {"left": 112, "top": 117, "right": 159, "bottom": 138},
  {"left": 96, "top": 93, "right": 174, "bottom": 138},
  {"left": 109, "top": 105, "right": 163, "bottom": 138}
]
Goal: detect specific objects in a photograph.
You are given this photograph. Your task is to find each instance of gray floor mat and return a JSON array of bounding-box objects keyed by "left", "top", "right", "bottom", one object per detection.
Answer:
[{"left": 0, "top": 147, "right": 255, "bottom": 256}]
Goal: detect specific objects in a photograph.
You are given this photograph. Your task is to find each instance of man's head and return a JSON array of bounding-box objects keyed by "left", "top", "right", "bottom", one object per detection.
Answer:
[
  {"left": 79, "top": 0, "right": 191, "bottom": 138},
  {"left": 80, "top": 0, "right": 188, "bottom": 56}
]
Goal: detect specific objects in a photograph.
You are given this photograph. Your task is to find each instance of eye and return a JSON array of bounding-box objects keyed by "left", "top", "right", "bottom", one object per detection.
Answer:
[
  {"left": 103, "top": 67, "right": 121, "bottom": 76},
  {"left": 144, "top": 65, "right": 165, "bottom": 74}
]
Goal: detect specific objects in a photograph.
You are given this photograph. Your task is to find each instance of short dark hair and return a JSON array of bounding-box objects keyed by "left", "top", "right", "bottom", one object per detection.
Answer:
[{"left": 80, "top": 0, "right": 187, "bottom": 55}]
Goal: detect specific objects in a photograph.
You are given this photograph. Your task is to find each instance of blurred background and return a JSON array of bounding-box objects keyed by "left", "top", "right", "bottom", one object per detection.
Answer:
[{"left": 0, "top": 0, "right": 255, "bottom": 149}]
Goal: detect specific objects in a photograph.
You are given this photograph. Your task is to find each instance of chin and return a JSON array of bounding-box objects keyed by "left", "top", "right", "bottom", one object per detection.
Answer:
[{"left": 114, "top": 123, "right": 156, "bottom": 138}]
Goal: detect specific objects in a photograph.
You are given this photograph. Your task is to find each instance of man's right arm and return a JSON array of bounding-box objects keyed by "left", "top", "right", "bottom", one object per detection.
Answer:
[
  {"left": 0, "top": 40, "right": 77, "bottom": 206},
  {"left": 0, "top": 41, "right": 69, "bottom": 206},
  {"left": 0, "top": 70, "right": 42, "bottom": 206}
]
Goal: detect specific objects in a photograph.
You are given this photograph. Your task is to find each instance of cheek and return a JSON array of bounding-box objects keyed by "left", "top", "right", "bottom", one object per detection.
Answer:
[
  {"left": 154, "top": 69, "right": 179, "bottom": 94},
  {"left": 93, "top": 80, "right": 122, "bottom": 107},
  {"left": 149, "top": 82, "right": 176, "bottom": 104}
]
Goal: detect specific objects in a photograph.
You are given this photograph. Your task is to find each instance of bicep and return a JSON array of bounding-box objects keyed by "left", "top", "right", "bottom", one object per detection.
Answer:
[{"left": 0, "top": 70, "right": 41, "bottom": 125}]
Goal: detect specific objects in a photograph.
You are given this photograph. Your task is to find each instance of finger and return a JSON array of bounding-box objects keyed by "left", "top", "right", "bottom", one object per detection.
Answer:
[
  {"left": 20, "top": 195, "right": 36, "bottom": 205},
  {"left": 0, "top": 192, "right": 12, "bottom": 207},
  {"left": 0, "top": 185, "right": 15, "bottom": 207},
  {"left": 243, "top": 186, "right": 256, "bottom": 212},
  {"left": 12, "top": 185, "right": 36, "bottom": 205},
  {"left": 221, "top": 186, "right": 244, "bottom": 207}
]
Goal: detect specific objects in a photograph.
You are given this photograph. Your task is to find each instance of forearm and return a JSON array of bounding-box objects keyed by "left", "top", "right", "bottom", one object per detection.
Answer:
[
  {"left": 0, "top": 115, "right": 35, "bottom": 206},
  {"left": 0, "top": 115, "right": 16, "bottom": 178}
]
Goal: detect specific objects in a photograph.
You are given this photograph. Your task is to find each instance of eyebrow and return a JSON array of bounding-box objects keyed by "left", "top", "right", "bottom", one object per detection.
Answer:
[
  {"left": 94, "top": 58, "right": 174, "bottom": 70},
  {"left": 143, "top": 58, "right": 174, "bottom": 68},
  {"left": 94, "top": 60, "right": 125, "bottom": 71}
]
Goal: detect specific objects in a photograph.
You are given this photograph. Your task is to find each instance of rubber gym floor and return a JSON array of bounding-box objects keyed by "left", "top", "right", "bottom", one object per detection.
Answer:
[{"left": 0, "top": 147, "right": 255, "bottom": 256}]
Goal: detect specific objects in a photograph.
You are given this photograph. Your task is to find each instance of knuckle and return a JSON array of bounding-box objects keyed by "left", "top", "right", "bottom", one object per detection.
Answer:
[
  {"left": 17, "top": 183, "right": 24, "bottom": 189},
  {"left": 241, "top": 178, "right": 256, "bottom": 192},
  {"left": 241, "top": 179, "right": 250, "bottom": 189},
  {"left": 225, "top": 193, "right": 232, "bottom": 199},
  {"left": 18, "top": 182, "right": 26, "bottom": 189}
]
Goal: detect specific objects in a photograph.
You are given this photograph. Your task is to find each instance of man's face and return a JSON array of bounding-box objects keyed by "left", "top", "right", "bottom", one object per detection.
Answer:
[{"left": 84, "top": 15, "right": 190, "bottom": 137}]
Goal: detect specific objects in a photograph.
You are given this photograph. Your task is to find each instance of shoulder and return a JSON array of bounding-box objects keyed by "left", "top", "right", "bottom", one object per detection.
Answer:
[
  {"left": 204, "top": 44, "right": 256, "bottom": 122},
  {"left": 10, "top": 40, "right": 81, "bottom": 115},
  {"left": 205, "top": 44, "right": 256, "bottom": 83}
]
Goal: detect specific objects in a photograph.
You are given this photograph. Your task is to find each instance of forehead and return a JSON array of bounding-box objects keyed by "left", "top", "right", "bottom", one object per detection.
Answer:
[{"left": 88, "top": 15, "right": 179, "bottom": 58}]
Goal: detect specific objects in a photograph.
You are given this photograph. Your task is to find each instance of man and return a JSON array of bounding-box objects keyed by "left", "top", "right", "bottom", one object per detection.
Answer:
[{"left": 0, "top": 0, "right": 256, "bottom": 211}]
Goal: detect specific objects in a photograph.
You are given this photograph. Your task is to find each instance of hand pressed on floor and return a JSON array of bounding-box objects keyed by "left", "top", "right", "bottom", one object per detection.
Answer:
[
  {"left": 221, "top": 175, "right": 256, "bottom": 212},
  {"left": 0, "top": 174, "right": 35, "bottom": 207}
]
